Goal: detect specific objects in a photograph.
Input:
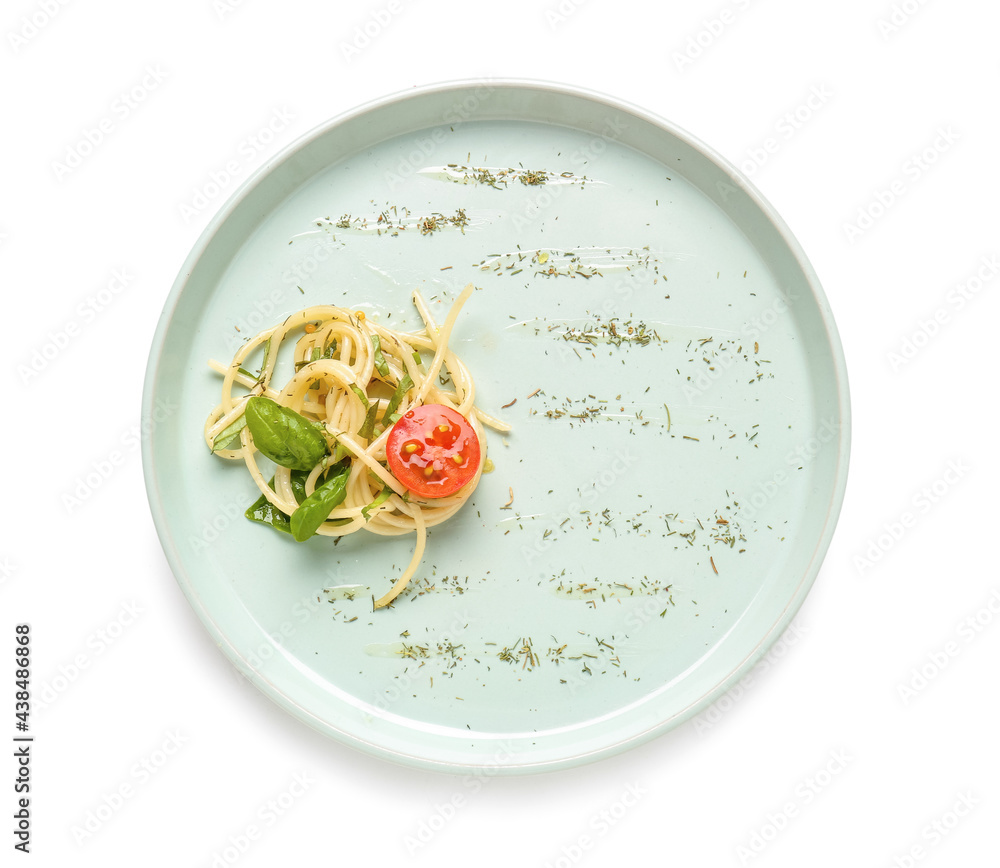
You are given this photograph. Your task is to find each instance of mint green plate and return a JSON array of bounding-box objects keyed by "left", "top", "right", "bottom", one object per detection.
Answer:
[{"left": 142, "top": 80, "right": 849, "bottom": 773}]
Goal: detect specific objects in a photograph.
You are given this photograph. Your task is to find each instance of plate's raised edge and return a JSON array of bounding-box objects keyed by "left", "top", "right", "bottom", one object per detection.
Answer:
[{"left": 140, "top": 77, "right": 852, "bottom": 775}]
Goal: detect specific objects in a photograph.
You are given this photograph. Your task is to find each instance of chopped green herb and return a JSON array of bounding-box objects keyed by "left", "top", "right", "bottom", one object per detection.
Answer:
[
  {"left": 349, "top": 384, "right": 370, "bottom": 409},
  {"left": 358, "top": 402, "right": 379, "bottom": 441},
  {"left": 211, "top": 413, "right": 247, "bottom": 452},
  {"left": 383, "top": 373, "right": 413, "bottom": 421},
  {"left": 371, "top": 335, "right": 390, "bottom": 378},
  {"left": 362, "top": 486, "right": 393, "bottom": 521}
]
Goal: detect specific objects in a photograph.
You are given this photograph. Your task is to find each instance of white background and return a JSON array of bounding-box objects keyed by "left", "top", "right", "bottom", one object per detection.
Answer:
[{"left": 3, "top": 0, "right": 998, "bottom": 865}]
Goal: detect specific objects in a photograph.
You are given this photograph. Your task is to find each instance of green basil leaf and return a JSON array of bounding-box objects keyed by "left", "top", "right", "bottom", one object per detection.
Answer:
[
  {"left": 245, "top": 470, "right": 314, "bottom": 536},
  {"left": 289, "top": 469, "right": 311, "bottom": 504},
  {"left": 211, "top": 413, "right": 247, "bottom": 452},
  {"left": 244, "top": 396, "right": 328, "bottom": 471},
  {"left": 361, "top": 486, "right": 392, "bottom": 522},
  {"left": 245, "top": 477, "right": 292, "bottom": 535},
  {"left": 383, "top": 373, "right": 413, "bottom": 422},
  {"left": 371, "top": 334, "right": 390, "bottom": 378},
  {"left": 290, "top": 465, "right": 350, "bottom": 542}
]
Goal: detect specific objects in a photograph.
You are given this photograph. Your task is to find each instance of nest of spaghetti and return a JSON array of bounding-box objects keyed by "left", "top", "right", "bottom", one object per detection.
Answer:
[{"left": 204, "top": 283, "right": 508, "bottom": 609}]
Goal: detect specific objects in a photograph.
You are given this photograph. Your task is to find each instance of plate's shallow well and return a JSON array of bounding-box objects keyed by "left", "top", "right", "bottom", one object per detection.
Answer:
[{"left": 143, "top": 80, "right": 849, "bottom": 773}]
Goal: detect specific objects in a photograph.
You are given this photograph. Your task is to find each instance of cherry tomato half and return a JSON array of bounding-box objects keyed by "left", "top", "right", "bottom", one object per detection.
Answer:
[{"left": 386, "top": 404, "right": 481, "bottom": 498}]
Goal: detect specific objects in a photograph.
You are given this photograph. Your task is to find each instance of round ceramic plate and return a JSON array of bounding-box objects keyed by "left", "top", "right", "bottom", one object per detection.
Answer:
[{"left": 142, "top": 80, "right": 850, "bottom": 773}]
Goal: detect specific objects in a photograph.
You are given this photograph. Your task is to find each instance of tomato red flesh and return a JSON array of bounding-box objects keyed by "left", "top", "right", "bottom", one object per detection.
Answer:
[{"left": 386, "top": 404, "right": 481, "bottom": 498}]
